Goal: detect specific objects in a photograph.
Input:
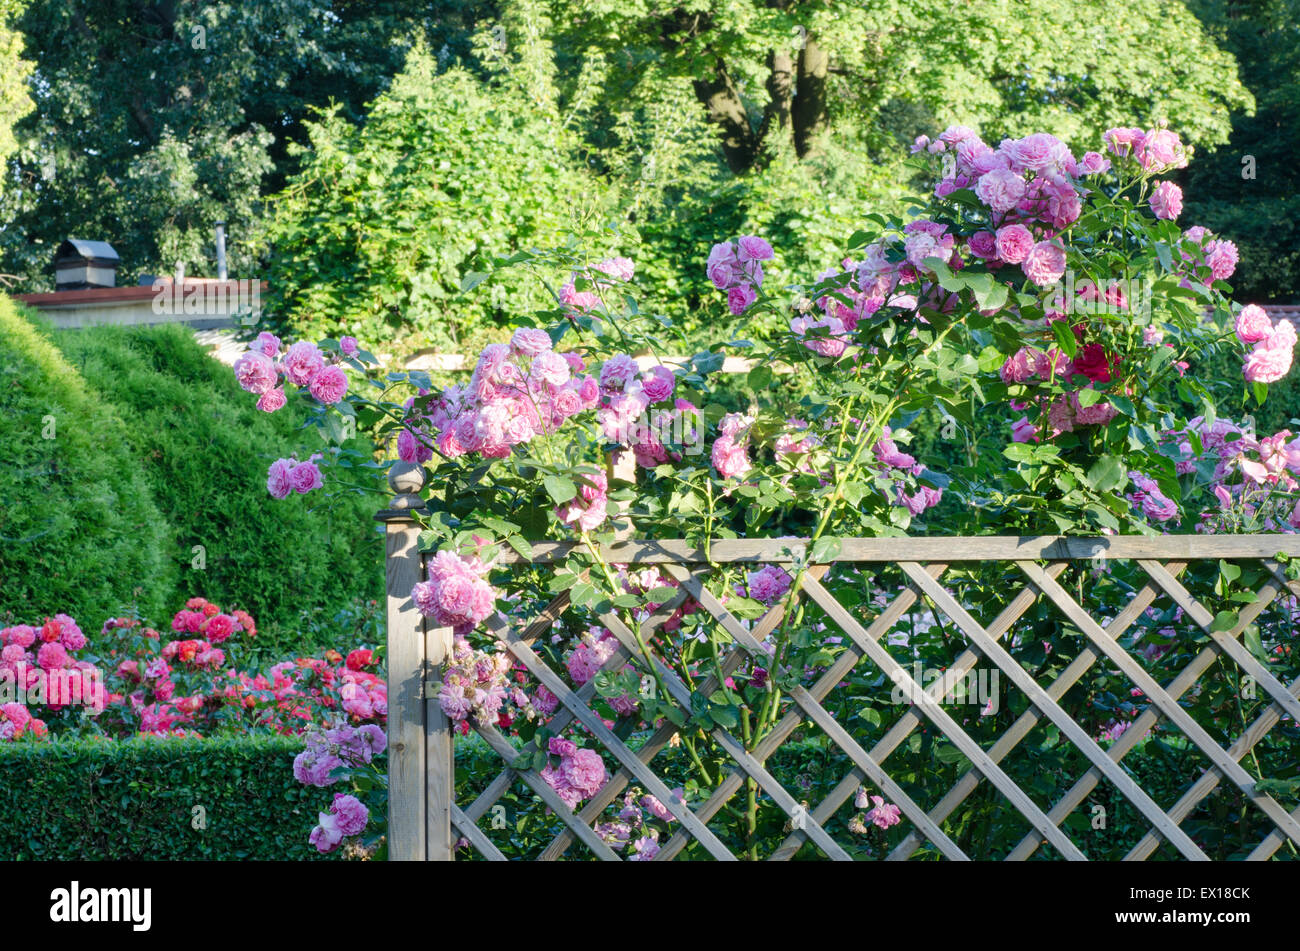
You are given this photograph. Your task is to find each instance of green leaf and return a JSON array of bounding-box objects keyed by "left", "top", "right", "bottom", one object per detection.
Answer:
[
  {"left": 543, "top": 474, "right": 577, "bottom": 505},
  {"left": 1086, "top": 455, "right": 1126, "bottom": 492}
]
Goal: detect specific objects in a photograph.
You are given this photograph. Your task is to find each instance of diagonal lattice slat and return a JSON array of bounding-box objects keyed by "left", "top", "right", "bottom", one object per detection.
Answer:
[
  {"left": 888, "top": 562, "right": 1182, "bottom": 861},
  {"left": 902, "top": 562, "right": 1210, "bottom": 859},
  {"left": 536, "top": 567, "right": 826, "bottom": 860},
  {"left": 1008, "top": 564, "right": 1287, "bottom": 861},
  {"left": 1016, "top": 560, "right": 1300, "bottom": 849},
  {"left": 597, "top": 608, "right": 854, "bottom": 860},
  {"left": 495, "top": 613, "right": 741, "bottom": 860},
  {"left": 408, "top": 536, "right": 1300, "bottom": 861},
  {"left": 767, "top": 563, "right": 1070, "bottom": 861},
  {"left": 656, "top": 564, "right": 947, "bottom": 861},
  {"left": 665, "top": 564, "right": 975, "bottom": 860}
]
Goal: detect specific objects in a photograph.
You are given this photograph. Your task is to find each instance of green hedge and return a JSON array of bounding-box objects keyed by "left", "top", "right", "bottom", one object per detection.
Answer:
[
  {"left": 0, "top": 735, "right": 342, "bottom": 860},
  {"left": 49, "top": 319, "right": 384, "bottom": 647},
  {"left": 0, "top": 296, "right": 176, "bottom": 623}
]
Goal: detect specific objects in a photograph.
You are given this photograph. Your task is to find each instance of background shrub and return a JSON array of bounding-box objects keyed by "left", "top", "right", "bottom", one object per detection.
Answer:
[
  {"left": 51, "top": 320, "right": 384, "bottom": 642},
  {"left": 0, "top": 296, "right": 175, "bottom": 624}
]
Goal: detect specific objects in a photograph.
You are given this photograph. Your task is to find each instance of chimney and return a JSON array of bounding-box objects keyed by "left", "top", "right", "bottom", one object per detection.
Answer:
[
  {"left": 54, "top": 239, "right": 120, "bottom": 290},
  {"left": 215, "top": 221, "right": 228, "bottom": 281}
]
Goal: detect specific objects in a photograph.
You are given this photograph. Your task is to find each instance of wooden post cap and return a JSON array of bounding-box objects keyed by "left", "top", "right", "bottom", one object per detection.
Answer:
[{"left": 387, "top": 459, "right": 427, "bottom": 510}]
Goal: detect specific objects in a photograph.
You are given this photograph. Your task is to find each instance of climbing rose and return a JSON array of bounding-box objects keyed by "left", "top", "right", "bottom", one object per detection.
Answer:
[
  {"left": 993, "top": 225, "right": 1034, "bottom": 265},
  {"left": 308, "top": 365, "right": 349, "bottom": 405},
  {"left": 1235, "top": 305, "right": 1273, "bottom": 345},
  {"left": 1021, "top": 241, "right": 1067, "bottom": 287},
  {"left": 283, "top": 341, "right": 325, "bottom": 386},
  {"left": 234, "top": 350, "right": 277, "bottom": 396},
  {"left": 256, "top": 386, "right": 287, "bottom": 413},
  {"left": 1149, "top": 181, "right": 1183, "bottom": 220}
]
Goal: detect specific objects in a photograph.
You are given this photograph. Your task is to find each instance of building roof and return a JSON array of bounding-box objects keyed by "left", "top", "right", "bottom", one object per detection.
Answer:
[{"left": 54, "top": 238, "right": 120, "bottom": 263}]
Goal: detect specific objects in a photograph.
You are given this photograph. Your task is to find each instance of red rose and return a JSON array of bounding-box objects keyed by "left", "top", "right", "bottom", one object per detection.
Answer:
[
  {"left": 1072, "top": 343, "right": 1116, "bottom": 383},
  {"left": 346, "top": 649, "right": 374, "bottom": 672}
]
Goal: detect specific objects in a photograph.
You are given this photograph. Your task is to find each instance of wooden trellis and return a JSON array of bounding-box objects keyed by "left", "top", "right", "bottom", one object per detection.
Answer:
[{"left": 380, "top": 478, "right": 1300, "bottom": 861}]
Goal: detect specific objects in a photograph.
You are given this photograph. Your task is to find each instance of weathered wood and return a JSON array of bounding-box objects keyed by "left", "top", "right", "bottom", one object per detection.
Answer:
[
  {"left": 385, "top": 519, "right": 426, "bottom": 861},
  {"left": 659, "top": 566, "right": 936, "bottom": 861},
  {"left": 1016, "top": 560, "right": 1300, "bottom": 849},
  {"left": 596, "top": 608, "right": 854, "bottom": 860},
  {"left": 451, "top": 804, "right": 509, "bottom": 861},
  {"left": 544, "top": 576, "right": 819, "bottom": 861},
  {"left": 391, "top": 528, "right": 1300, "bottom": 861},
  {"left": 497, "top": 617, "right": 740, "bottom": 861},
  {"left": 906, "top": 562, "right": 1210, "bottom": 860},
  {"left": 426, "top": 622, "right": 455, "bottom": 861},
  {"left": 665, "top": 564, "right": 974, "bottom": 860},
  {"left": 1139, "top": 559, "right": 1300, "bottom": 724},
  {"left": 490, "top": 535, "right": 1300, "bottom": 565},
  {"left": 894, "top": 564, "right": 1182, "bottom": 861}
]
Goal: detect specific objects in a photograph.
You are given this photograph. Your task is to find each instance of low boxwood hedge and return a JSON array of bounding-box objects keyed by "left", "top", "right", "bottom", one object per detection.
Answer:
[{"left": 0, "top": 734, "right": 343, "bottom": 860}]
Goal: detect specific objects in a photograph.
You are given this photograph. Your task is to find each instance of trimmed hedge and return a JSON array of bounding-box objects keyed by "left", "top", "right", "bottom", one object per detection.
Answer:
[
  {"left": 0, "top": 735, "right": 342, "bottom": 860},
  {"left": 49, "top": 319, "right": 384, "bottom": 646},
  {"left": 0, "top": 296, "right": 176, "bottom": 623}
]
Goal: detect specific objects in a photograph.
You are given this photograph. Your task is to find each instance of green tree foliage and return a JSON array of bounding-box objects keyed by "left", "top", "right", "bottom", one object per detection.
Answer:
[
  {"left": 261, "top": 36, "right": 619, "bottom": 351},
  {"left": 1183, "top": 0, "right": 1300, "bottom": 302},
  {"left": 0, "top": 0, "right": 490, "bottom": 287},
  {"left": 542, "top": 0, "right": 1251, "bottom": 175},
  {"left": 0, "top": 0, "right": 33, "bottom": 187},
  {"left": 0, "top": 297, "right": 175, "bottom": 624}
]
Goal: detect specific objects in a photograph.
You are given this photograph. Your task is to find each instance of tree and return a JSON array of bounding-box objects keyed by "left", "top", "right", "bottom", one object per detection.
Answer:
[
  {"left": 539, "top": 0, "right": 1252, "bottom": 180},
  {"left": 0, "top": 0, "right": 34, "bottom": 199},
  {"left": 0, "top": 0, "right": 490, "bottom": 288},
  {"left": 1183, "top": 0, "right": 1300, "bottom": 302}
]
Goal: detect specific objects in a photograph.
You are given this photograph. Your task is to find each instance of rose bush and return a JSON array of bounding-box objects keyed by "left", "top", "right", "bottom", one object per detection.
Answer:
[{"left": 247, "top": 122, "right": 1299, "bottom": 859}]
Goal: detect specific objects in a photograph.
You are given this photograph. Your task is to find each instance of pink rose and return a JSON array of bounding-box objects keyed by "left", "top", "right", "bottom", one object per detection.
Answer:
[
  {"left": 641, "top": 366, "right": 675, "bottom": 404},
  {"left": 234, "top": 350, "right": 277, "bottom": 396},
  {"left": 308, "top": 365, "right": 349, "bottom": 404},
  {"left": 1205, "top": 239, "right": 1239, "bottom": 282},
  {"left": 266, "top": 458, "right": 294, "bottom": 500},
  {"left": 1149, "top": 181, "right": 1183, "bottom": 220},
  {"left": 530, "top": 350, "right": 571, "bottom": 387},
  {"left": 727, "top": 283, "right": 758, "bottom": 314},
  {"left": 1021, "top": 240, "right": 1067, "bottom": 287},
  {"left": 967, "top": 231, "right": 998, "bottom": 259},
  {"left": 254, "top": 332, "right": 281, "bottom": 357},
  {"left": 340, "top": 335, "right": 359, "bottom": 357},
  {"left": 1235, "top": 304, "right": 1272, "bottom": 344},
  {"left": 289, "top": 460, "right": 324, "bottom": 494},
  {"left": 283, "top": 341, "right": 325, "bottom": 387},
  {"left": 974, "top": 168, "right": 1027, "bottom": 214},
  {"left": 736, "top": 235, "right": 774, "bottom": 262},
  {"left": 1076, "top": 151, "right": 1111, "bottom": 176},
  {"left": 1011, "top": 417, "right": 1039, "bottom": 443},
  {"left": 256, "top": 386, "right": 287, "bottom": 413},
  {"left": 994, "top": 224, "right": 1035, "bottom": 265},
  {"left": 511, "top": 327, "right": 552, "bottom": 356}
]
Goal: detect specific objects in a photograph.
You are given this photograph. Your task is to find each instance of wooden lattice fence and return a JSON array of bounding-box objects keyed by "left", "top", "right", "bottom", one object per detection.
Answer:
[{"left": 380, "top": 478, "right": 1300, "bottom": 861}]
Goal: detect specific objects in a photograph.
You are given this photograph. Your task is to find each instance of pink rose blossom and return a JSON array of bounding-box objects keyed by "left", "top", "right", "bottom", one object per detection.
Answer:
[
  {"left": 1021, "top": 240, "right": 1067, "bottom": 287},
  {"left": 1149, "top": 181, "right": 1183, "bottom": 220},
  {"left": 1235, "top": 304, "right": 1272, "bottom": 344},
  {"left": 234, "top": 350, "right": 277, "bottom": 396},
  {"left": 994, "top": 224, "right": 1035, "bottom": 265},
  {"left": 308, "top": 365, "right": 349, "bottom": 404}
]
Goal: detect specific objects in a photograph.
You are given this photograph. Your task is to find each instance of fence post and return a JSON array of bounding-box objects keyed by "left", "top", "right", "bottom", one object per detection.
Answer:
[{"left": 378, "top": 460, "right": 444, "bottom": 860}]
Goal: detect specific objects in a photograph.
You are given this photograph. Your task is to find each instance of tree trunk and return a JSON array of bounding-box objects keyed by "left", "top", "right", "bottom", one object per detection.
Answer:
[
  {"left": 692, "top": 62, "right": 759, "bottom": 174},
  {"left": 761, "top": 48, "right": 794, "bottom": 142},
  {"left": 792, "top": 38, "right": 828, "bottom": 159}
]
